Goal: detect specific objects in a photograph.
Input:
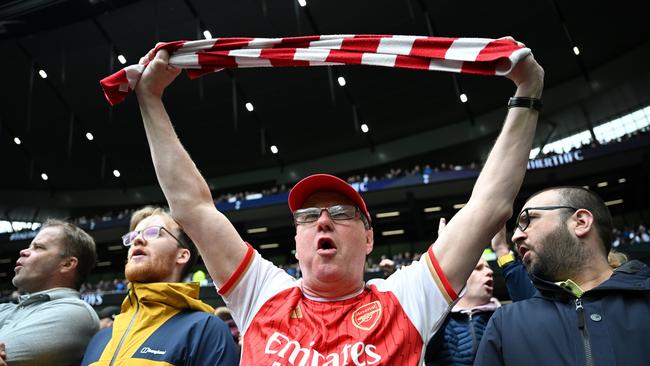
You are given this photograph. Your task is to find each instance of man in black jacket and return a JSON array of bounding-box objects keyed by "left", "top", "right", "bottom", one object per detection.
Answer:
[{"left": 475, "top": 186, "right": 650, "bottom": 365}]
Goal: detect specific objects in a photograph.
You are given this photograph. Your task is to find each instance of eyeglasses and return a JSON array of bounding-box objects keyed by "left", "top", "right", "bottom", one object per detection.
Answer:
[
  {"left": 122, "top": 226, "right": 186, "bottom": 248},
  {"left": 516, "top": 206, "right": 578, "bottom": 232},
  {"left": 293, "top": 205, "right": 363, "bottom": 225}
]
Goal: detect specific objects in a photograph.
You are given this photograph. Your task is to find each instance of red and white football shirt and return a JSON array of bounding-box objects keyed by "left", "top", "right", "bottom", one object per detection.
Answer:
[{"left": 217, "top": 245, "right": 457, "bottom": 365}]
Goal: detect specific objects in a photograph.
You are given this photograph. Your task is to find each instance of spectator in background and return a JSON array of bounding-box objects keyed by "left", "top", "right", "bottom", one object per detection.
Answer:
[
  {"left": 607, "top": 250, "right": 629, "bottom": 268},
  {"left": 96, "top": 306, "right": 120, "bottom": 330},
  {"left": 475, "top": 186, "right": 650, "bottom": 366},
  {"left": 425, "top": 218, "right": 500, "bottom": 366},
  {"left": 191, "top": 268, "right": 207, "bottom": 286},
  {"left": 635, "top": 224, "right": 650, "bottom": 243},
  {"left": 214, "top": 307, "right": 242, "bottom": 349},
  {"left": 0, "top": 219, "right": 99, "bottom": 366},
  {"left": 81, "top": 206, "right": 238, "bottom": 366},
  {"left": 425, "top": 257, "right": 498, "bottom": 366}
]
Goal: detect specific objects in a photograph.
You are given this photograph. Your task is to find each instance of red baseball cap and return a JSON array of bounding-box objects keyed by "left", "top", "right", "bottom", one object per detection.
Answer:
[{"left": 288, "top": 174, "right": 372, "bottom": 226}]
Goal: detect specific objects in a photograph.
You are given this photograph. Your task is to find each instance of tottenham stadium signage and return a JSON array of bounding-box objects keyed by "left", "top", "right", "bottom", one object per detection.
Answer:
[{"left": 527, "top": 150, "right": 584, "bottom": 170}]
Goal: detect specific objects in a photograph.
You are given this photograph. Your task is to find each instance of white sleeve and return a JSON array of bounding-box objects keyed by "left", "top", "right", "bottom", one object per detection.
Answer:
[
  {"left": 216, "top": 244, "right": 297, "bottom": 333},
  {"left": 368, "top": 246, "right": 459, "bottom": 343}
]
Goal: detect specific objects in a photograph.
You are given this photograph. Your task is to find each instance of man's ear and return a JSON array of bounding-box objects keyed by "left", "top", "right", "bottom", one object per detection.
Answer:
[
  {"left": 573, "top": 209, "right": 594, "bottom": 239},
  {"left": 60, "top": 256, "right": 79, "bottom": 274},
  {"left": 176, "top": 248, "right": 191, "bottom": 265},
  {"left": 365, "top": 228, "right": 374, "bottom": 255}
]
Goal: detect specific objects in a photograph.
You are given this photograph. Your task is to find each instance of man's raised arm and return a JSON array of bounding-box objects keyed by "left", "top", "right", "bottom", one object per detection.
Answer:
[
  {"left": 135, "top": 48, "right": 248, "bottom": 286},
  {"left": 433, "top": 49, "right": 544, "bottom": 293}
]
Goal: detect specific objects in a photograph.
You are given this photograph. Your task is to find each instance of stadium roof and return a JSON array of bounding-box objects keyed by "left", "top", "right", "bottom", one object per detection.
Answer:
[{"left": 1, "top": 0, "right": 649, "bottom": 219}]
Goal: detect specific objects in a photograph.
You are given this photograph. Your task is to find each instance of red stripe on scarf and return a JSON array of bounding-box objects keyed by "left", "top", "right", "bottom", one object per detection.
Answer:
[
  {"left": 394, "top": 55, "right": 431, "bottom": 70},
  {"left": 260, "top": 48, "right": 310, "bottom": 67},
  {"left": 209, "top": 37, "right": 254, "bottom": 50},
  {"left": 461, "top": 39, "right": 521, "bottom": 75},
  {"left": 409, "top": 37, "right": 457, "bottom": 59},
  {"left": 340, "top": 34, "right": 390, "bottom": 53}
]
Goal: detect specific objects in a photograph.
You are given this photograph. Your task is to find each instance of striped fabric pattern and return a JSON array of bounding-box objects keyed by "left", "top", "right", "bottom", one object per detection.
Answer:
[{"left": 100, "top": 34, "right": 531, "bottom": 105}]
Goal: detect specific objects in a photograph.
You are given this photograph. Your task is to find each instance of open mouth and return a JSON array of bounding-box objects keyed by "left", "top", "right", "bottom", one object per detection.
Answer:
[
  {"left": 130, "top": 248, "right": 147, "bottom": 259},
  {"left": 485, "top": 279, "right": 494, "bottom": 289},
  {"left": 517, "top": 245, "right": 529, "bottom": 258},
  {"left": 317, "top": 238, "right": 338, "bottom": 255}
]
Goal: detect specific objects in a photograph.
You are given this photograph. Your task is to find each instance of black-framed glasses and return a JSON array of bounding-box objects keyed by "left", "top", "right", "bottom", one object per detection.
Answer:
[
  {"left": 293, "top": 205, "right": 361, "bottom": 225},
  {"left": 516, "top": 206, "right": 578, "bottom": 232},
  {"left": 122, "top": 226, "right": 186, "bottom": 248}
]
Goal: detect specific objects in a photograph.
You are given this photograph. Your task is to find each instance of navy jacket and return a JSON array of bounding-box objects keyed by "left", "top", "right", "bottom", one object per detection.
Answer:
[
  {"left": 500, "top": 260, "right": 536, "bottom": 302},
  {"left": 475, "top": 260, "right": 650, "bottom": 366},
  {"left": 425, "top": 305, "right": 496, "bottom": 365}
]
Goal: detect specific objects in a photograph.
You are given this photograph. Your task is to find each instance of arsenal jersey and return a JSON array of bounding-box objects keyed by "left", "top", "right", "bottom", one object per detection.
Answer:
[{"left": 217, "top": 245, "right": 457, "bottom": 365}]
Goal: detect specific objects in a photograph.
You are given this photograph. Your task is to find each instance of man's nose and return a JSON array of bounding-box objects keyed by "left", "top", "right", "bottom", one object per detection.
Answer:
[
  {"left": 316, "top": 209, "right": 334, "bottom": 229},
  {"left": 512, "top": 227, "right": 526, "bottom": 243}
]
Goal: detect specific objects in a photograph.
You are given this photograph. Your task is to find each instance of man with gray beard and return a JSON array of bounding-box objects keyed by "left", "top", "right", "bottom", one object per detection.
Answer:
[{"left": 475, "top": 186, "right": 650, "bottom": 366}]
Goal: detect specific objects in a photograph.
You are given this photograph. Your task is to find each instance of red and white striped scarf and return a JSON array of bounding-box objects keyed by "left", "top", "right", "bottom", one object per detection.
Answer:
[{"left": 100, "top": 34, "right": 530, "bottom": 106}]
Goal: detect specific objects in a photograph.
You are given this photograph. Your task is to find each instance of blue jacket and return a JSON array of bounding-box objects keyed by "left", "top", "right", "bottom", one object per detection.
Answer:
[
  {"left": 425, "top": 300, "right": 499, "bottom": 366},
  {"left": 475, "top": 260, "right": 650, "bottom": 366},
  {"left": 81, "top": 282, "right": 239, "bottom": 366}
]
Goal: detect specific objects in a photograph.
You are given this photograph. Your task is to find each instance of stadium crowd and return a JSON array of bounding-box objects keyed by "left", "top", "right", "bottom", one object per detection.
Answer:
[{"left": 2, "top": 36, "right": 650, "bottom": 366}]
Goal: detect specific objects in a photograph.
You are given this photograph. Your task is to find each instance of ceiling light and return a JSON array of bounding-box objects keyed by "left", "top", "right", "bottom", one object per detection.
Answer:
[
  {"left": 459, "top": 93, "right": 468, "bottom": 103},
  {"left": 376, "top": 211, "right": 400, "bottom": 218},
  {"left": 41, "top": 173, "right": 48, "bottom": 181},
  {"left": 597, "top": 181, "right": 608, "bottom": 188},
  {"left": 117, "top": 54, "right": 127, "bottom": 65},
  {"left": 360, "top": 124, "right": 369, "bottom": 133},
  {"left": 85, "top": 132, "right": 94, "bottom": 141},
  {"left": 97, "top": 261, "right": 112, "bottom": 267},
  {"left": 107, "top": 245, "right": 123, "bottom": 251},
  {"left": 573, "top": 46, "right": 580, "bottom": 55},
  {"left": 0, "top": 258, "right": 11, "bottom": 264},
  {"left": 245, "top": 102, "right": 254, "bottom": 112},
  {"left": 260, "top": 243, "right": 280, "bottom": 249},
  {"left": 453, "top": 203, "right": 466, "bottom": 209},
  {"left": 582, "top": 185, "right": 589, "bottom": 189},
  {"left": 13, "top": 137, "right": 21, "bottom": 145},
  {"left": 247, "top": 227, "right": 268, "bottom": 234},
  {"left": 38, "top": 69, "right": 47, "bottom": 79},
  {"left": 203, "top": 30, "right": 212, "bottom": 40},
  {"left": 337, "top": 76, "right": 346, "bottom": 87},
  {"left": 618, "top": 178, "right": 626, "bottom": 184},
  {"left": 423, "top": 206, "right": 442, "bottom": 213},
  {"left": 298, "top": 0, "right": 307, "bottom": 7},
  {"left": 605, "top": 199, "right": 623, "bottom": 206},
  {"left": 113, "top": 169, "right": 121, "bottom": 178},
  {"left": 382, "top": 229, "right": 405, "bottom": 236},
  {"left": 270, "top": 145, "right": 279, "bottom": 154}
]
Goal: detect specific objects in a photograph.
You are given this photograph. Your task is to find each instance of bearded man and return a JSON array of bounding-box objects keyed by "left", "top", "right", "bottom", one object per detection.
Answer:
[
  {"left": 81, "top": 206, "right": 239, "bottom": 366},
  {"left": 475, "top": 186, "right": 650, "bottom": 365}
]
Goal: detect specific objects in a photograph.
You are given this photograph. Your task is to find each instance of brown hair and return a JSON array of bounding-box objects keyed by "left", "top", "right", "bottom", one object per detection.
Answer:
[
  {"left": 42, "top": 219, "right": 97, "bottom": 290},
  {"left": 528, "top": 186, "right": 613, "bottom": 255},
  {"left": 129, "top": 206, "right": 198, "bottom": 281}
]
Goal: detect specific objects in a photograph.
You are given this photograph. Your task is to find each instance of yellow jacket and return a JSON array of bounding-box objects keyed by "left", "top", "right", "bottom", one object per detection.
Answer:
[{"left": 81, "top": 282, "right": 239, "bottom": 365}]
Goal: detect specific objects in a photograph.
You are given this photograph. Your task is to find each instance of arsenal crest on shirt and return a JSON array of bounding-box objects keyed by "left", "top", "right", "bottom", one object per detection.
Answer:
[{"left": 352, "top": 301, "right": 382, "bottom": 331}]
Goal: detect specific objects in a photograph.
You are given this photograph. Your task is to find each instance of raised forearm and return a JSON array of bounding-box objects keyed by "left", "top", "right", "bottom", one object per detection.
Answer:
[
  {"left": 136, "top": 93, "right": 213, "bottom": 212},
  {"left": 433, "top": 54, "right": 543, "bottom": 292},
  {"left": 470, "top": 58, "right": 544, "bottom": 218}
]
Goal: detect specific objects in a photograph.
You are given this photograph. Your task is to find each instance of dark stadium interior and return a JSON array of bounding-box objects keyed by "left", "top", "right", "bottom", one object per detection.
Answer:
[{"left": 1, "top": 0, "right": 650, "bottom": 305}]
